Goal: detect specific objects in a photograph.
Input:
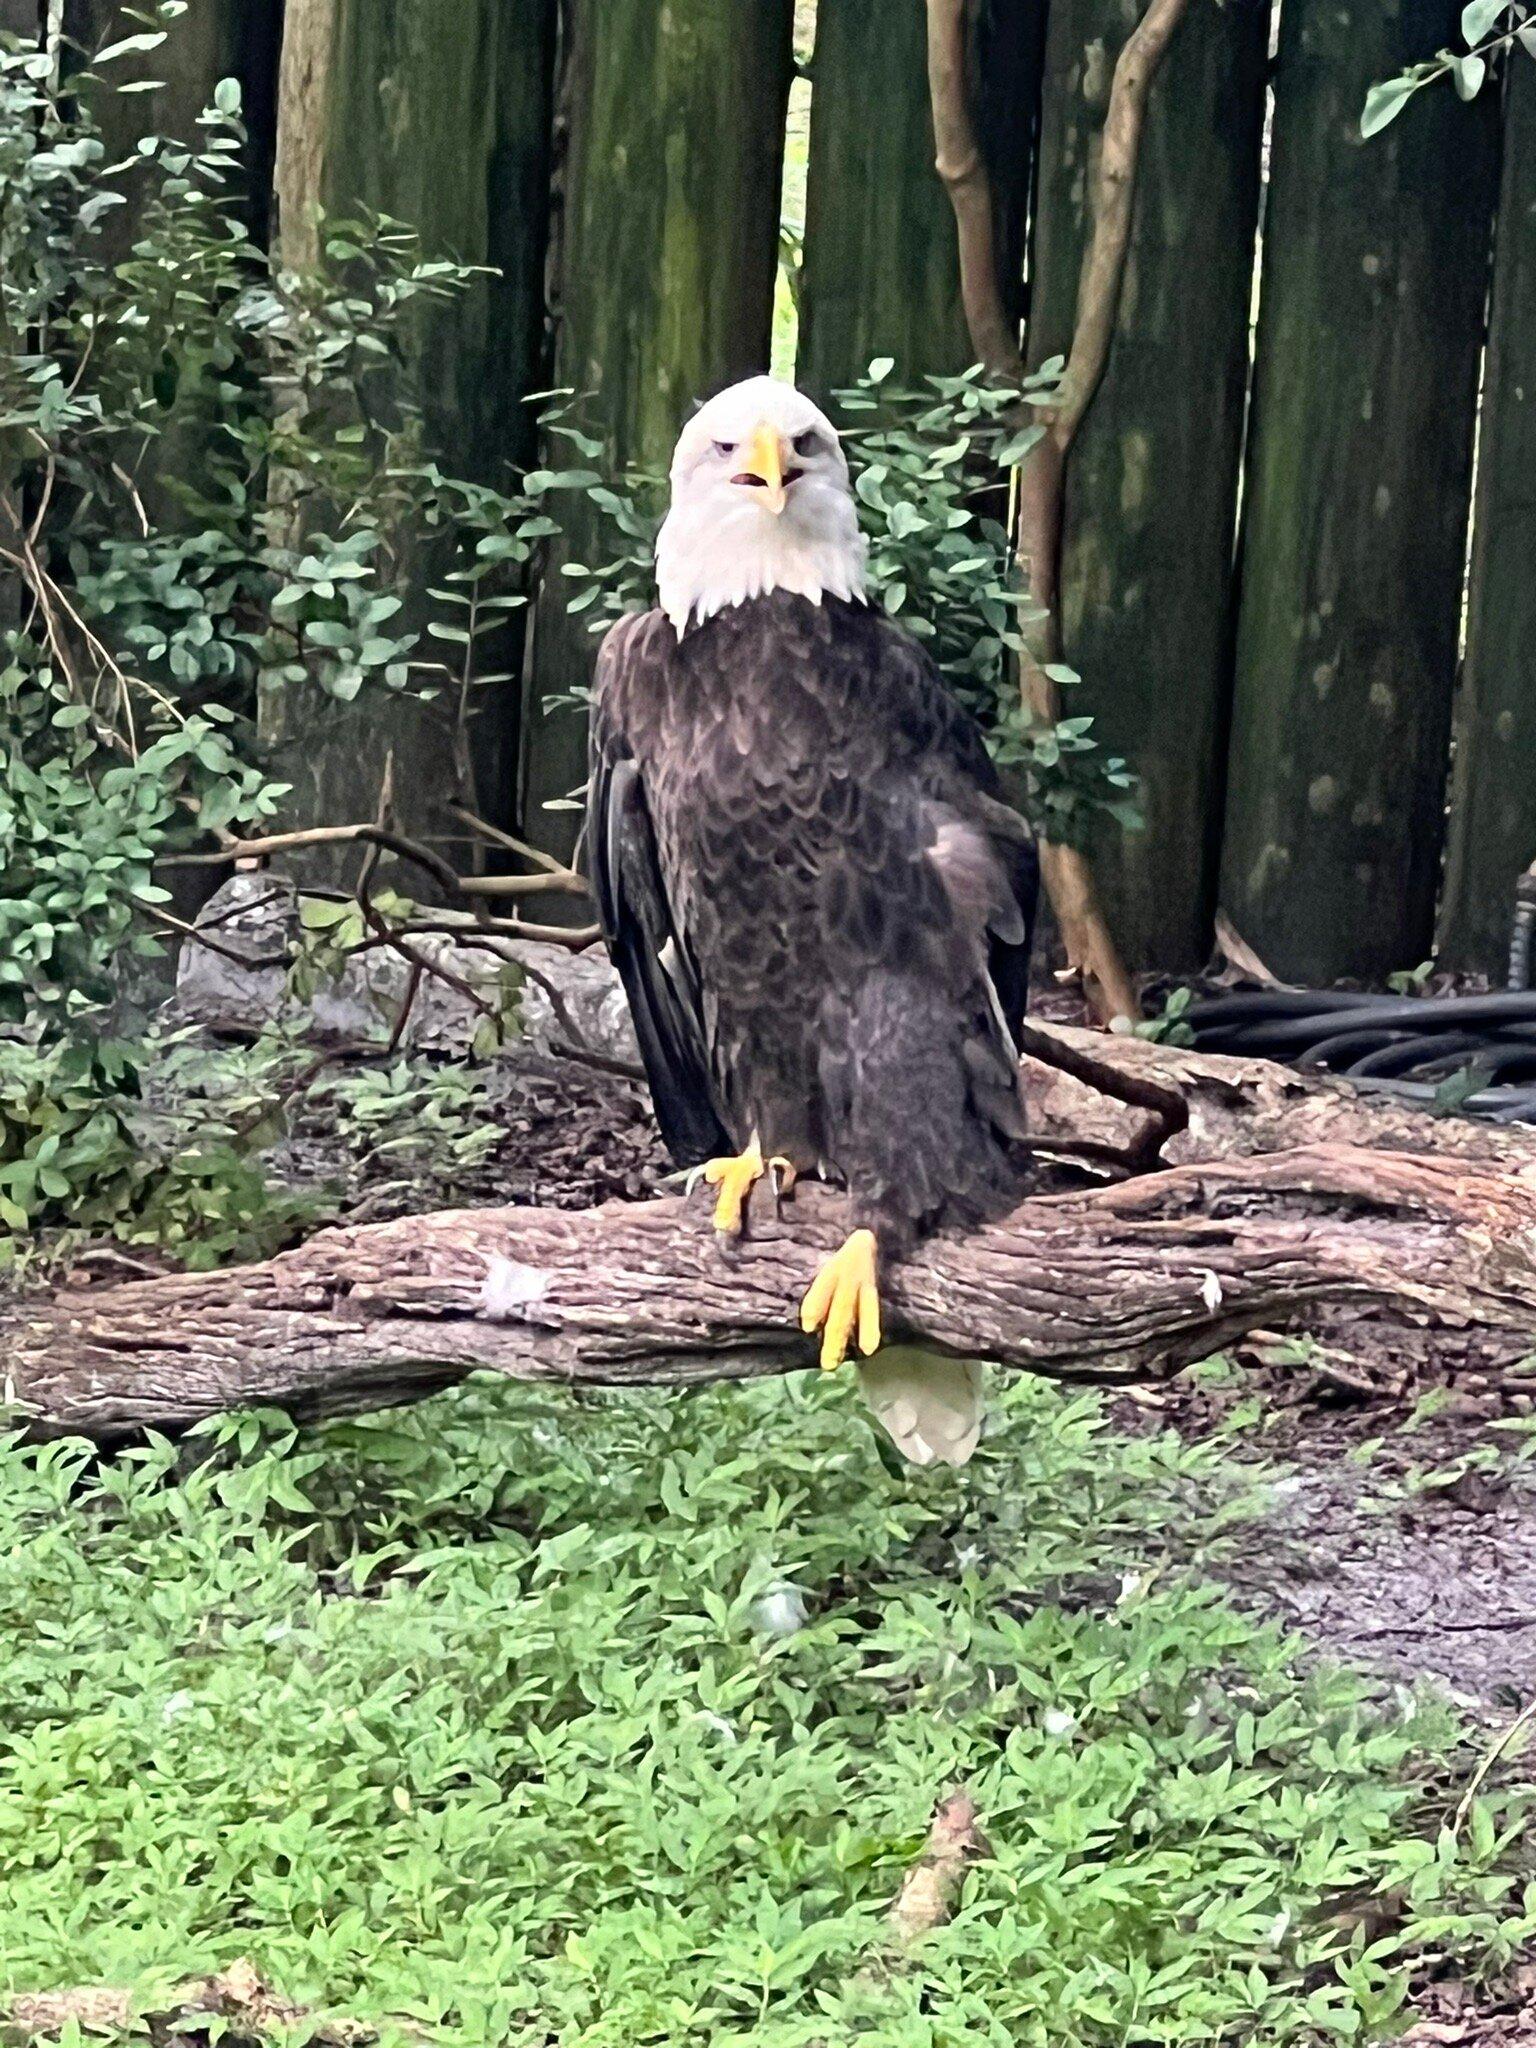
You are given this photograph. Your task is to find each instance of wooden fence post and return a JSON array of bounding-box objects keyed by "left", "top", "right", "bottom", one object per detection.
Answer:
[
  {"left": 1026, "top": 0, "right": 1266, "bottom": 976},
  {"left": 1220, "top": 0, "right": 1498, "bottom": 985},
  {"left": 1439, "top": 67, "right": 1536, "bottom": 976},
  {"left": 263, "top": 0, "right": 557, "bottom": 866},
  {"left": 797, "top": 0, "right": 1044, "bottom": 396},
  {"left": 519, "top": 0, "right": 795, "bottom": 861}
]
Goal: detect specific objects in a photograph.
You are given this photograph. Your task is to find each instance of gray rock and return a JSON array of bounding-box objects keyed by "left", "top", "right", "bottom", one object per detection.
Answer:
[{"left": 169, "top": 871, "right": 638, "bottom": 1063}]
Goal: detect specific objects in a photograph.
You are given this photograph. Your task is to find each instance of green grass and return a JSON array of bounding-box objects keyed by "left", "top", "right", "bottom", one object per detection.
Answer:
[{"left": 2, "top": 1375, "right": 1532, "bottom": 2046}]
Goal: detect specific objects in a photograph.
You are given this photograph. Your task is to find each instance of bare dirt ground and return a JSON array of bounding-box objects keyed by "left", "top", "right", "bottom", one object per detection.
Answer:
[{"left": 1131, "top": 1336, "right": 1536, "bottom": 1713}]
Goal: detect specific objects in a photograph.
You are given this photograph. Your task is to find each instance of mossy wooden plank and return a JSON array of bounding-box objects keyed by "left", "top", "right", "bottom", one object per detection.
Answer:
[
  {"left": 520, "top": 0, "right": 795, "bottom": 859},
  {"left": 263, "top": 0, "right": 557, "bottom": 861},
  {"left": 1027, "top": 0, "right": 1266, "bottom": 973},
  {"left": 798, "top": 0, "right": 1044, "bottom": 398},
  {"left": 1220, "top": 0, "right": 1498, "bottom": 984},
  {"left": 1439, "top": 70, "right": 1536, "bottom": 975}
]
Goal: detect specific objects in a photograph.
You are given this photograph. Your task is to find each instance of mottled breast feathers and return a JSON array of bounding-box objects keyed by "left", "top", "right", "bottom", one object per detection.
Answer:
[{"left": 587, "top": 590, "right": 1038, "bottom": 1245}]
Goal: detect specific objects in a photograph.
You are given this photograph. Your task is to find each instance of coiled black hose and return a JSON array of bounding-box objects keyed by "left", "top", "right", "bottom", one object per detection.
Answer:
[{"left": 1180, "top": 865, "right": 1536, "bottom": 1122}]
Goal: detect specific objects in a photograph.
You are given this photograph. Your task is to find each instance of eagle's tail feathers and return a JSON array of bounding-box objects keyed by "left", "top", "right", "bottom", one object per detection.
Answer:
[{"left": 856, "top": 1348, "right": 983, "bottom": 1468}]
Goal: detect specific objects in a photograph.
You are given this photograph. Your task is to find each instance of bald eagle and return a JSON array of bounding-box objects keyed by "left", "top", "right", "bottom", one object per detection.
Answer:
[{"left": 588, "top": 377, "right": 1037, "bottom": 1466}]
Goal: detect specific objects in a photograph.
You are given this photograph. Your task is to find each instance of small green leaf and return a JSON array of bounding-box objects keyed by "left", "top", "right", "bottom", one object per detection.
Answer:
[
  {"left": 1461, "top": 0, "right": 1505, "bottom": 44},
  {"left": 93, "top": 29, "right": 168, "bottom": 62},
  {"left": 1360, "top": 76, "right": 1421, "bottom": 137}
]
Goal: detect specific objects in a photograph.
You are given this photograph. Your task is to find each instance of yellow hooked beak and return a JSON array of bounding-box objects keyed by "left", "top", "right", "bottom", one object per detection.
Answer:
[{"left": 738, "top": 419, "right": 789, "bottom": 515}]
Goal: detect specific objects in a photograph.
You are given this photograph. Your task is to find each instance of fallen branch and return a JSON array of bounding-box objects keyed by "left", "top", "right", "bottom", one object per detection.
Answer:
[
  {"left": 1022, "top": 1025, "right": 1536, "bottom": 1174},
  {"left": 9, "top": 1073, "right": 1536, "bottom": 1440},
  {"left": 1016, "top": 1019, "right": 1187, "bottom": 1170}
]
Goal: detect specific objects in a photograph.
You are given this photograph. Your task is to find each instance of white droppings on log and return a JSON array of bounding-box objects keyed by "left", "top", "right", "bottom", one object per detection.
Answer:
[{"left": 481, "top": 1258, "right": 552, "bottom": 1318}]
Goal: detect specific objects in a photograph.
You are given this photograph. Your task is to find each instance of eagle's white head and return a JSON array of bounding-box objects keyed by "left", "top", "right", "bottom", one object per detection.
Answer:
[{"left": 655, "top": 375, "right": 867, "bottom": 636}]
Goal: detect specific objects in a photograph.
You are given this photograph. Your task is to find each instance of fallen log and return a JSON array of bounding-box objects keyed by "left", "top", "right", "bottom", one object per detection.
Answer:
[{"left": 7, "top": 1020, "right": 1536, "bottom": 1442}]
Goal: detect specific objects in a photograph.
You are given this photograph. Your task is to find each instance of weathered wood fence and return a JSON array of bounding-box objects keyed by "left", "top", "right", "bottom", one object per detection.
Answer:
[{"left": 28, "top": 0, "right": 1536, "bottom": 983}]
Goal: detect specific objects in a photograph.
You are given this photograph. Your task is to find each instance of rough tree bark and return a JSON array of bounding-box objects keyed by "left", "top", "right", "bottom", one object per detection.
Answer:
[{"left": 9, "top": 1036, "right": 1536, "bottom": 1443}]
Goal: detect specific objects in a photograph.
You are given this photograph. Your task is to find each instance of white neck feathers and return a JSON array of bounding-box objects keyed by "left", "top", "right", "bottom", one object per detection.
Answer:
[{"left": 655, "top": 490, "right": 867, "bottom": 636}]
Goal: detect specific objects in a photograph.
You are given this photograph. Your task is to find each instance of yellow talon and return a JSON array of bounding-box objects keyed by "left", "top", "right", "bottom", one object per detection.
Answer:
[
  {"left": 800, "top": 1229, "right": 881, "bottom": 1371},
  {"left": 700, "top": 1138, "right": 795, "bottom": 1237}
]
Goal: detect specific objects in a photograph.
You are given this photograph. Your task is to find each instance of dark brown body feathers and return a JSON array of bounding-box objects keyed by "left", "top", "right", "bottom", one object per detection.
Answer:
[{"left": 588, "top": 591, "right": 1037, "bottom": 1251}]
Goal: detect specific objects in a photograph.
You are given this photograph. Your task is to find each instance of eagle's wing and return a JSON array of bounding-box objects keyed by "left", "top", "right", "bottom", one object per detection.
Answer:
[
  {"left": 587, "top": 614, "right": 730, "bottom": 1167},
  {"left": 880, "top": 615, "right": 1040, "bottom": 1084}
]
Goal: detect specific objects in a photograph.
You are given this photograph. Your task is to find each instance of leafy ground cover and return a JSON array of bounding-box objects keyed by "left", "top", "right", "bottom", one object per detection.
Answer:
[{"left": 2, "top": 1372, "right": 1532, "bottom": 2047}]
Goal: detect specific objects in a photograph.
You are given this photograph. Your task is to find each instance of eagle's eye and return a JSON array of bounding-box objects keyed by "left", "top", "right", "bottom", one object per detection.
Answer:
[
  {"left": 792, "top": 429, "right": 822, "bottom": 457},
  {"left": 712, "top": 439, "right": 738, "bottom": 458}
]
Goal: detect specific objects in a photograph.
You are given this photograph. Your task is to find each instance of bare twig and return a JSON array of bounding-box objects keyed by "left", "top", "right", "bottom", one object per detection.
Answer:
[
  {"left": 133, "top": 897, "right": 291, "bottom": 972},
  {"left": 352, "top": 807, "right": 497, "bottom": 1024},
  {"left": 449, "top": 807, "right": 591, "bottom": 887},
  {"left": 1454, "top": 1697, "right": 1536, "bottom": 1837},
  {"left": 467, "top": 918, "right": 602, "bottom": 951},
  {"left": 546, "top": 1040, "right": 648, "bottom": 1084},
  {"left": 160, "top": 821, "right": 463, "bottom": 899},
  {"left": 925, "top": 1, "right": 1020, "bottom": 378},
  {"left": 226, "top": 1048, "right": 350, "bottom": 1146},
  {"left": 454, "top": 872, "right": 591, "bottom": 900}
]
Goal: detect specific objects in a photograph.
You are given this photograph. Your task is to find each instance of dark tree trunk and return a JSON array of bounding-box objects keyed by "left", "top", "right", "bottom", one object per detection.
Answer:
[
  {"left": 62, "top": 0, "right": 283, "bottom": 250},
  {"left": 797, "top": 0, "right": 1044, "bottom": 398}
]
